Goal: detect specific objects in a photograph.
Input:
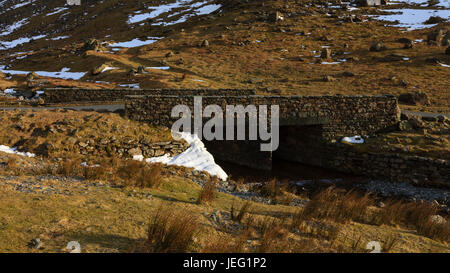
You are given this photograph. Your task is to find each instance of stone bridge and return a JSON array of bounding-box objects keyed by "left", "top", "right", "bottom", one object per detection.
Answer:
[{"left": 124, "top": 93, "right": 400, "bottom": 170}]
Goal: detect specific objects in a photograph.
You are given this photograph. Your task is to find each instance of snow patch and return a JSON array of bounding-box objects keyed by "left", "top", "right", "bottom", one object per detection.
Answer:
[
  {"left": 134, "top": 132, "right": 228, "bottom": 181},
  {"left": 0, "top": 66, "right": 86, "bottom": 80},
  {"left": 341, "top": 135, "right": 365, "bottom": 144},
  {"left": 0, "top": 145, "right": 35, "bottom": 157},
  {"left": 372, "top": 9, "right": 450, "bottom": 30}
]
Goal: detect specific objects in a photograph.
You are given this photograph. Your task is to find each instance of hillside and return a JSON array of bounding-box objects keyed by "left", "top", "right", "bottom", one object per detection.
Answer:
[
  {"left": 0, "top": 0, "right": 449, "bottom": 111},
  {"left": 0, "top": 0, "right": 448, "bottom": 254}
]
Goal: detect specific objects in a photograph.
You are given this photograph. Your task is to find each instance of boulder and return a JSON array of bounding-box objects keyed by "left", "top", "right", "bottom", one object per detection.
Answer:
[
  {"left": 201, "top": 39, "right": 209, "bottom": 47},
  {"left": 398, "top": 92, "right": 430, "bottom": 106},
  {"left": 424, "top": 16, "right": 446, "bottom": 25},
  {"left": 26, "top": 72, "right": 38, "bottom": 81},
  {"left": 271, "top": 11, "right": 284, "bottom": 22},
  {"left": 320, "top": 48, "right": 332, "bottom": 59},
  {"left": 398, "top": 120, "right": 413, "bottom": 131},
  {"left": 408, "top": 115, "right": 425, "bottom": 129},
  {"left": 437, "top": 115, "right": 449, "bottom": 123},
  {"left": 91, "top": 63, "right": 109, "bottom": 75},
  {"left": 128, "top": 147, "right": 142, "bottom": 157},
  {"left": 429, "top": 215, "right": 446, "bottom": 225},
  {"left": 355, "top": 0, "right": 386, "bottom": 6},
  {"left": 323, "top": 75, "right": 336, "bottom": 82},
  {"left": 370, "top": 41, "right": 386, "bottom": 52},
  {"left": 427, "top": 28, "right": 447, "bottom": 45},
  {"left": 82, "top": 38, "right": 102, "bottom": 51}
]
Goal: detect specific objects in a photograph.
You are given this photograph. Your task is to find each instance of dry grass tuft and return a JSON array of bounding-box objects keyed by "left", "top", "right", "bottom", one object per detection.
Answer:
[
  {"left": 197, "top": 178, "right": 217, "bottom": 204},
  {"left": 231, "top": 201, "right": 252, "bottom": 223},
  {"left": 300, "top": 187, "right": 373, "bottom": 223},
  {"left": 117, "top": 160, "right": 163, "bottom": 188},
  {"left": 144, "top": 204, "right": 199, "bottom": 253}
]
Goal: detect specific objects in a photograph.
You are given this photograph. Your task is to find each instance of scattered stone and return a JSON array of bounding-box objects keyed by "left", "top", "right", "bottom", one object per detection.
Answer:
[
  {"left": 370, "top": 41, "right": 386, "bottom": 52},
  {"left": 400, "top": 38, "right": 414, "bottom": 49},
  {"left": 429, "top": 215, "right": 446, "bottom": 225},
  {"left": 272, "top": 11, "right": 284, "bottom": 22},
  {"left": 424, "top": 16, "right": 446, "bottom": 25},
  {"left": 28, "top": 238, "right": 43, "bottom": 249},
  {"left": 425, "top": 57, "right": 441, "bottom": 64},
  {"left": 398, "top": 92, "right": 430, "bottom": 106},
  {"left": 427, "top": 28, "right": 447, "bottom": 45},
  {"left": 355, "top": 0, "right": 385, "bottom": 6},
  {"left": 136, "top": 66, "right": 146, "bottom": 74},
  {"left": 91, "top": 63, "right": 109, "bottom": 76},
  {"left": 82, "top": 38, "right": 102, "bottom": 51},
  {"left": 437, "top": 115, "right": 449, "bottom": 123},
  {"left": 323, "top": 75, "right": 336, "bottom": 82},
  {"left": 398, "top": 120, "right": 413, "bottom": 131},
  {"left": 26, "top": 72, "right": 38, "bottom": 81},
  {"left": 127, "top": 147, "right": 142, "bottom": 157},
  {"left": 408, "top": 115, "right": 425, "bottom": 129},
  {"left": 342, "top": 71, "right": 355, "bottom": 77},
  {"left": 201, "top": 40, "right": 209, "bottom": 47},
  {"left": 320, "top": 48, "right": 332, "bottom": 59}
]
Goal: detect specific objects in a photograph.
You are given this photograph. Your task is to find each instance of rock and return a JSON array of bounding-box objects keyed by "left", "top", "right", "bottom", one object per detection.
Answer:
[
  {"left": 82, "top": 38, "right": 102, "bottom": 51},
  {"left": 424, "top": 16, "right": 446, "bottom": 25},
  {"left": 408, "top": 115, "right": 425, "bottom": 129},
  {"left": 78, "top": 142, "right": 88, "bottom": 148},
  {"left": 137, "top": 66, "right": 146, "bottom": 74},
  {"left": 377, "top": 201, "right": 386, "bottom": 208},
  {"left": 91, "top": 63, "right": 109, "bottom": 75},
  {"left": 323, "top": 75, "right": 336, "bottom": 82},
  {"left": 436, "top": 115, "right": 449, "bottom": 123},
  {"left": 320, "top": 48, "right": 332, "bottom": 59},
  {"left": 342, "top": 71, "right": 355, "bottom": 77},
  {"left": 128, "top": 147, "right": 142, "bottom": 156},
  {"left": 355, "top": 0, "right": 385, "bottom": 6},
  {"left": 381, "top": 53, "right": 408, "bottom": 62},
  {"left": 201, "top": 40, "right": 209, "bottom": 47},
  {"left": 26, "top": 72, "right": 38, "bottom": 81},
  {"left": 429, "top": 215, "right": 446, "bottom": 225},
  {"left": 29, "top": 238, "right": 43, "bottom": 249},
  {"left": 165, "top": 51, "right": 174, "bottom": 58},
  {"left": 272, "top": 11, "right": 284, "bottom": 22},
  {"left": 37, "top": 98, "right": 44, "bottom": 105},
  {"left": 398, "top": 92, "right": 430, "bottom": 106},
  {"left": 370, "top": 41, "right": 386, "bottom": 52},
  {"left": 425, "top": 57, "right": 441, "bottom": 64},
  {"left": 427, "top": 28, "right": 447, "bottom": 45},
  {"left": 446, "top": 46, "right": 450, "bottom": 55},
  {"left": 401, "top": 39, "right": 414, "bottom": 49},
  {"left": 398, "top": 120, "right": 413, "bottom": 131}
]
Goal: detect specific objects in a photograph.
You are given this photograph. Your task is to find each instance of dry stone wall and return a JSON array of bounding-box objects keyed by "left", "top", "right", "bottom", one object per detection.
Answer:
[{"left": 43, "top": 88, "right": 256, "bottom": 103}]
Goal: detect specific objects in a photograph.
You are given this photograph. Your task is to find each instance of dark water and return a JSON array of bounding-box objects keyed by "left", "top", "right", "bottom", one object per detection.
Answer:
[{"left": 217, "top": 158, "right": 362, "bottom": 184}]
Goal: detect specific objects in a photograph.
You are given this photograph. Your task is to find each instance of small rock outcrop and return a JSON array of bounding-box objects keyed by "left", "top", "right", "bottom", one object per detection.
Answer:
[
  {"left": 370, "top": 41, "right": 386, "bottom": 52},
  {"left": 398, "top": 92, "right": 431, "bottom": 106}
]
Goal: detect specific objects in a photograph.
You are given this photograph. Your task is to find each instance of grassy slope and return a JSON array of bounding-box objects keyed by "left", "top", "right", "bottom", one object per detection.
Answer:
[
  {"left": 0, "top": 0, "right": 448, "bottom": 111},
  {"left": 0, "top": 169, "right": 448, "bottom": 253}
]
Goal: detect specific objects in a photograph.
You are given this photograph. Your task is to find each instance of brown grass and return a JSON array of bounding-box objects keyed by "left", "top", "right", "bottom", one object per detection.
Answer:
[
  {"left": 300, "top": 187, "right": 373, "bottom": 224},
  {"left": 117, "top": 161, "right": 163, "bottom": 189},
  {"left": 57, "top": 158, "right": 82, "bottom": 177},
  {"left": 143, "top": 204, "right": 199, "bottom": 253},
  {"left": 231, "top": 201, "right": 252, "bottom": 223},
  {"left": 197, "top": 178, "right": 217, "bottom": 204}
]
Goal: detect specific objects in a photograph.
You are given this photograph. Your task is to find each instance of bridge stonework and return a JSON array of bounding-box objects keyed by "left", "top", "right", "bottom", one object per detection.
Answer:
[{"left": 124, "top": 94, "right": 400, "bottom": 141}]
